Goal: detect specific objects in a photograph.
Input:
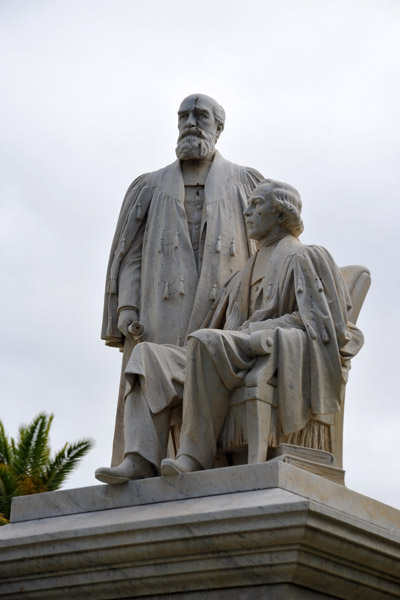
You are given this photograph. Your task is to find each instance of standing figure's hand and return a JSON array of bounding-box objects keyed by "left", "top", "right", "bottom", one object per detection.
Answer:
[{"left": 117, "top": 309, "right": 139, "bottom": 338}]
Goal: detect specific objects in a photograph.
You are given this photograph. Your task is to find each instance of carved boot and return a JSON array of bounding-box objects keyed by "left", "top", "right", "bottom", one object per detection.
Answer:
[
  {"left": 161, "top": 454, "right": 202, "bottom": 476},
  {"left": 95, "top": 453, "right": 155, "bottom": 484}
]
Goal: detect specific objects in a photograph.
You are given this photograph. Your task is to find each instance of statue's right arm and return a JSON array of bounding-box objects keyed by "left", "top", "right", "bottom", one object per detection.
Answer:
[{"left": 116, "top": 220, "right": 145, "bottom": 337}]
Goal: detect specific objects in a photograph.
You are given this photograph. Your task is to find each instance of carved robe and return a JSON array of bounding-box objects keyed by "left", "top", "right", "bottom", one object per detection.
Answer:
[
  {"left": 121, "top": 235, "right": 364, "bottom": 470},
  {"left": 102, "top": 151, "right": 264, "bottom": 347},
  {"left": 103, "top": 151, "right": 263, "bottom": 464},
  {"left": 202, "top": 234, "right": 364, "bottom": 435}
]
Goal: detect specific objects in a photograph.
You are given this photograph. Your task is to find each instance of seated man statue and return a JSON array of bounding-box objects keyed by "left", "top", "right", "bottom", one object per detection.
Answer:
[{"left": 95, "top": 180, "right": 364, "bottom": 483}]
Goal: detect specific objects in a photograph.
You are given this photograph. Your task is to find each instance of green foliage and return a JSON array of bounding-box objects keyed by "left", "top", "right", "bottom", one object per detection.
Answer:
[{"left": 0, "top": 413, "right": 94, "bottom": 524}]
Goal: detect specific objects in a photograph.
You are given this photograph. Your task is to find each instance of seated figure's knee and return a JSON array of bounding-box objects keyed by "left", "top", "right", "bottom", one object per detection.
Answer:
[
  {"left": 188, "top": 328, "right": 225, "bottom": 348},
  {"left": 133, "top": 340, "right": 157, "bottom": 355},
  {"left": 131, "top": 340, "right": 171, "bottom": 365}
]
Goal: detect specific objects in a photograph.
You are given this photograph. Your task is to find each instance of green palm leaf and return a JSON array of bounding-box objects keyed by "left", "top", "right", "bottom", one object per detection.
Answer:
[
  {"left": 0, "top": 414, "right": 94, "bottom": 525},
  {"left": 0, "top": 422, "right": 13, "bottom": 465},
  {"left": 44, "top": 439, "right": 94, "bottom": 491},
  {"left": 28, "top": 413, "right": 52, "bottom": 476},
  {"left": 0, "top": 464, "right": 17, "bottom": 520},
  {"left": 12, "top": 413, "right": 46, "bottom": 477}
]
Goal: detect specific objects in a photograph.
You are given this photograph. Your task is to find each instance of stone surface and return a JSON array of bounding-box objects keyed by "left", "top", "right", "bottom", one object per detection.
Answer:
[
  {"left": 268, "top": 444, "right": 345, "bottom": 484},
  {"left": 100, "top": 180, "right": 367, "bottom": 486},
  {"left": 141, "top": 587, "right": 344, "bottom": 599},
  {"left": 10, "top": 461, "right": 395, "bottom": 528},
  {"left": 102, "top": 93, "right": 264, "bottom": 467},
  {"left": 1, "top": 462, "right": 399, "bottom": 599}
]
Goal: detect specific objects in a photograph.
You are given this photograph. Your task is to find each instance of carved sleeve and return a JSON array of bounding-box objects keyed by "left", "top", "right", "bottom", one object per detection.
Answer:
[{"left": 117, "top": 219, "right": 145, "bottom": 313}]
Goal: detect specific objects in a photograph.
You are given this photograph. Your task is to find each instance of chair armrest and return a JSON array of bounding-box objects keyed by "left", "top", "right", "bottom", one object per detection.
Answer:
[{"left": 249, "top": 330, "right": 274, "bottom": 355}]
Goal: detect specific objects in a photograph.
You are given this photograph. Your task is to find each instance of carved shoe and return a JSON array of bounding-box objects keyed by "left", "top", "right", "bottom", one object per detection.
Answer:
[
  {"left": 161, "top": 455, "right": 202, "bottom": 476},
  {"left": 95, "top": 453, "right": 154, "bottom": 485}
]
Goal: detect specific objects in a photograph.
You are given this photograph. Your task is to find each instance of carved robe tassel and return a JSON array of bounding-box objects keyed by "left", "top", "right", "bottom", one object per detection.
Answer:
[
  {"left": 209, "top": 283, "right": 218, "bottom": 301},
  {"left": 178, "top": 275, "right": 185, "bottom": 295},
  {"left": 174, "top": 233, "right": 179, "bottom": 249},
  {"left": 230, "top": 237, "right": 236, "bottom": 256},
  {"left": 163, "top": 282, "right": 169, "bottom": 300},
  {"left": 158, "top": 238, "right": 163, "bottom": 253},
  {"left": 297, "top": 275, "right": 305, "bottom": 293},
  {"left": 110, "top": 279, "right": 117, "bottom": 294},
  {"left": 308, "top": 324, "right": 317, "bottom": 340},
  {"left": 120, "top": 238, "right": 126, "bottom": 254},
  {"left": 136, "top": 201, "right": 142, "bottom": 221},
  {"left": 322, "top": 326, "right": 330, "bottom": 344},
  {"left": 215, "top": 235, "right": 222, "bottom": 253},
  {"left": 266, "top": 281, "right": 273, "bottom": 299}
]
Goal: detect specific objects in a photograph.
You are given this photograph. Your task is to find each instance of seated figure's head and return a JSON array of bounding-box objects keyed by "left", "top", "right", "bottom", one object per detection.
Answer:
[
  {"left": 176, "top": 94, "right": 225, "bottom": 160},
  {"left": 244, "top": 180, "right": 304, "bottom": 242}
]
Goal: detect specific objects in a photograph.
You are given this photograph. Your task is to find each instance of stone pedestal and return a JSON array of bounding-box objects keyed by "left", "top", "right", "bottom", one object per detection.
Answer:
[{"left": 0, "top": 462, "right": 399, "bottom": 599}]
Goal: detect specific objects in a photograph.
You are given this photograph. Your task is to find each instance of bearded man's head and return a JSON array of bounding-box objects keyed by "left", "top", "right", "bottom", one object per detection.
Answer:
[{"left": 176, "top": 94, "right": 225, "bottom": 160}]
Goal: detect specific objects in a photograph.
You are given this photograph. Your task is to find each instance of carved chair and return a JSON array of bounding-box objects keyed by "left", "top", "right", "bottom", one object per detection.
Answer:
[{"left": 169, "top": 265, "right": 371, "bottom": 476}]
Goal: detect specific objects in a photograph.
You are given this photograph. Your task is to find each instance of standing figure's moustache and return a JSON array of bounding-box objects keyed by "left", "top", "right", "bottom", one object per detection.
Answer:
[{"left": 178, "top": 128, "right": 205, "bottom": 141}]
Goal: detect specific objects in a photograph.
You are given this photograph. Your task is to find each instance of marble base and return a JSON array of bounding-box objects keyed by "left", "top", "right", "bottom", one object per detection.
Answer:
[
  {"left": 0, "top": 462, "right": 399, "bottom": 599},
  {"left": 140, "top": 585, "right": 348, "bottom": 599}
]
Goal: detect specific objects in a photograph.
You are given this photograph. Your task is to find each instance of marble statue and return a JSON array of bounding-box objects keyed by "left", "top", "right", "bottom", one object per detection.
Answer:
[
  {"left": 101, "top": 94, "right": 264, "bottom": 466},
  {"left": 95, "top": 180, "right": 364, "bottom": 484}
]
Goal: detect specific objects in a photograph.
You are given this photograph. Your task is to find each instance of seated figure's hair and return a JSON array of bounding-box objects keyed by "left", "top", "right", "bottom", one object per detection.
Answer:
[{"left": 263, "top": 179, "right": 304, "bottom": 237}]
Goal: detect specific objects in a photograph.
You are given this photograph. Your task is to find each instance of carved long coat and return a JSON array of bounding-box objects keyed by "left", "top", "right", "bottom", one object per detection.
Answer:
[
  {"left": 103, "top": 152, "right": 263, "bottom": 465},
  {"left": 202, "top": 235, "right": 364, "bottom": 435},
  {"left": 102, "top": 151, "right": 264, "bottom": 348},
  {"left": 120, "top": 235, "right": 364, "bottom": 468}
]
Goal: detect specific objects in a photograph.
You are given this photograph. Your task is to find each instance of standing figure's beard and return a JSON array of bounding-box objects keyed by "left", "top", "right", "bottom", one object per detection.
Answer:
[{"left": 175, "top": 129, "right": 216, "bottom": 160}]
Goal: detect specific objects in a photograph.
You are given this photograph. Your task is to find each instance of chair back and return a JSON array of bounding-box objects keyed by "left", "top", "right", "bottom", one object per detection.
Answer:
[
  {"left": 333, "top": 264, "right": 371, "bottom": 468},
  {"left": 340, "top": 265, "right": 371, "bottom": 324}
]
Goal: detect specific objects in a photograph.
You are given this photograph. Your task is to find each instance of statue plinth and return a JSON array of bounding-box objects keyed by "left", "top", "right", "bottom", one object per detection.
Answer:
[{"left": 1, "top": 462, "right": 399, "bottom": 599}]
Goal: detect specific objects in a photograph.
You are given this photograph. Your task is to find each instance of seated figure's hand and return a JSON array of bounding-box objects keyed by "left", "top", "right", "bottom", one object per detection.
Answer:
[{"left": 118, "top": 309, "right": 139, "bottom": 338}]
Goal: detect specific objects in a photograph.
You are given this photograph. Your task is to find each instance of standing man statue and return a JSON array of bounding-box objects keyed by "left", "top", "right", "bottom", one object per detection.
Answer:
[
  {"left": 95, "top": 180, "right": 364, "bottom": 483},
  {"left": 101, "top": 94, "right": 264, "bottom": 466}
]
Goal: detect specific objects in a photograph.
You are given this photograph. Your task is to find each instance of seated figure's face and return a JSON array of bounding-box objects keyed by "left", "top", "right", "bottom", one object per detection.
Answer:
[{"left": 244, "top": 185, "right": 280, "bottom": 242}]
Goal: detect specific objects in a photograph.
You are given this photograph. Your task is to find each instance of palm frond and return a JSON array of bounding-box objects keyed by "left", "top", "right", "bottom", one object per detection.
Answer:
[
  {"left": 0, "top": 422, "right": 13, "bottom": 465},
  {"left": 0, "top": 513, "right": 9, "bottom": 526},
  {"left": 15, "top": 474, "right": 47, "bottom": 497},
  {"left": 0, "top": 464, "right": 17, "bottom": 521},
  {"left": 44, "top": 438, "right": 94, "bottom": 491},
  {"left": 12, "top": 416, "right": 40, "bottom": 476},
  {"left": 0, "top": 413, "right": 94, "bottom": 521},
  {"left": 29, "top": 413, "right": 52, "bottom": 476},
  {"left": 12, "top": 413, "right": 52, "bottom": 477}
]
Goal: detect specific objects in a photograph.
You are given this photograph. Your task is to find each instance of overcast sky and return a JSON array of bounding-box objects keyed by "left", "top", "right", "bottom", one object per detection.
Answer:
[{"left": 1, "top": 0, "right": 399, "bottom": 509}]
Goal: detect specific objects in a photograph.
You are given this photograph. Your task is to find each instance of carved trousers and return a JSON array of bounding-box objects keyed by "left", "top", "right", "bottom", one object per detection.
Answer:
[
  {"left": 123, "top": 329, "right": 255, "bottom": 470},
  {"left": 176, "top": 329, "right": 255, "bottom": 469}
]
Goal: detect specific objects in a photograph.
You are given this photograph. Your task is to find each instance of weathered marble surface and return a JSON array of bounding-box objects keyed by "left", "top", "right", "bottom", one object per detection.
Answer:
[
  {"left": 1, "top": 462, "right": 399, "bottom": 599},
  {"left": 98, "top": 180, "right": 366, "bottom": 485},
  {"left": 9, "top": 460, "right": 396, "bottom": 528},
  {"left": 102, "top": 94, "right": 264, "bottom": 468},
  {"left": 142, "top": 587, "right": 342, "bottom": 599}
]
